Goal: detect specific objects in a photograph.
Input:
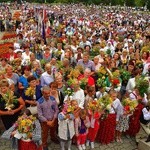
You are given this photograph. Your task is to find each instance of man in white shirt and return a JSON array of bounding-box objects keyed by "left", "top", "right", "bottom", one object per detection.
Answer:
[{"left": 40, "top": 63, "right": 54, "bottom": 87}]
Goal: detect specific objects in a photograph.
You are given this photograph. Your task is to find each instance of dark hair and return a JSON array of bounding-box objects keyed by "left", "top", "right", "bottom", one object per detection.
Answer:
[
  {"left": 23, "top": 66, "right": 31, "bottom": 71},
  {"left": 77, "top": 47, "right": 83, "bottom": 52},
  {"left": 25, "top": 109, "right": 32, "bottom": 116},
  {"left": 27, "top": 75, "right": 36, "bottom": 83},
  {"left": 128, "top": 60, "right": 135, "bottom": 66},
  {"left": 86, "top": 86, "right": 95, "bottom": 93},
  {"left": 49, "top": 81, "right": 58, "bottom": 89},
  {"left": 24, "top": 45, "right": 29, "bottom": 49},
  {"left": 84, "top": 45, "right": 91, "bottom": 49},
  {"left": 1, "top": 58, "right": 8, "bottom": 62}
]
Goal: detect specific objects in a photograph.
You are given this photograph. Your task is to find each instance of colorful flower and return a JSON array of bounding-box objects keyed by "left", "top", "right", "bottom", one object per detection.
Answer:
[
  {"left": 1, "top": 90, "right": 18, "bottom": 110},
  {"left": 25, "top": 87, "right": 35, "bottom": 98},
  {"left": 122, "top": 98, "right": 138, "bottom": 113},
  {"left": 15, "top": 114, "right": 36, "bottom": 140}
]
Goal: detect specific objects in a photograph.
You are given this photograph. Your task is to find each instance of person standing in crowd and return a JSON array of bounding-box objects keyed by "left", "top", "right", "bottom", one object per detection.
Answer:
[
  {"left": 97, "top": 90, "right": 122, "bottom": 144},
  {"left": 77, "top": 52, "right": 95, "bottom": 76},
  {"left": 37, "top": 86, "right": 59, "bottom": 150},
  {"left": 22, "top": 75, "right": 42, "bottom": 115},
  {"left": 5, "top": 65, "right": 19, "bottom": 93},
  {"left": 64, "top": 79, "right": 85, "bottom": 109},
  {"left": 75, "top": 109, "right": 90, "bottom": 150},
  {"left": 0, "top": 2, "right": 150, "bottom": 149},
  {"left": 49, "top": 81, "right": 64, "bottom": 110},
  {"left": 0, "top": 79, "right": 25, "bottom": 130},
  {"left": 58, "top": 101, "right": 75, "bottom": 150},
  {"left": 40, "top": 63, "right": 54, "bottom": 87},
  {"left": 78, "top": 68, "right": 95, "bottom": 87}
]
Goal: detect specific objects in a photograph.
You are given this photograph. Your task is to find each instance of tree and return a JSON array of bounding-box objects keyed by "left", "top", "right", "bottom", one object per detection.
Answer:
[{"left": 125, "top": 0, "right": 135, "bottom": 6}]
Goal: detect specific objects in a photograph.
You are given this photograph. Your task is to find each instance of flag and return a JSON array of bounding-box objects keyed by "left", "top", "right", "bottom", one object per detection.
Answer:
[
  {"left": 40, "top": 7, "right": 47, "bottom": 43},
  {"left": 43, "top": 8, "right": 47, "bottom": 23},
  {"left": 42, "top": 21, "right": 46, "bottom": 44}
]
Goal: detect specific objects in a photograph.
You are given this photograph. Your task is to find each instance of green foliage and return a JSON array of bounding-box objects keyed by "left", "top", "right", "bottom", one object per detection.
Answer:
[
  {"left": 134, "top": 0, "right": 145, "bottom": 7},
  {"left": 120, "top": 69, "right": 131, "bottom": 82},
  {"left": 0, "top": 0, "right": 149, "bottom": 9},
  {"left": 136, "top": 77, "right": 149, "bottom": 97},
  {"left": 124, "top": 0, "right": 133, "bottom": 6}
]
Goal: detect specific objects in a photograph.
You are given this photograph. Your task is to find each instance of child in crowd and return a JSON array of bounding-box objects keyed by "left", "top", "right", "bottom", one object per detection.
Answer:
[
  {"left": 116, "top": 103, "right": 129, "bottom": 143},
  {"left": 1, "top": 109, "right": 42, "bottom": 150},
  {"left": 86, "top": 100, "right": 101, "bottom": 149},
  {"left": 84, "top": 86, "right": 96, "bottom": 109},
  {"left": 75, "top": 109, "right": 90, "bottom": 150},
  {"left": 58, "top": 101, "right": 75, "bottom": 150},
  {"left": 96, "top": 87, "right": 107, "bottom": 99}
]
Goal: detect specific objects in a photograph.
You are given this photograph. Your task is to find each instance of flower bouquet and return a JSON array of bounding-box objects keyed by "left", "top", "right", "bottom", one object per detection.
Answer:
[
  {"left": 111, "top": 78, "right": 120, "bottom": 88},
  {"left": 67, "top": 68, "right": 81, "bottom": 79},
  {"left": 75, "top": 65, "right": 84, "bottom": 74},
  {"left": 54, "top": 50, "right": 62, "bottom": 60},
  {"left": 135, "top": 60, "right": 143, "bottom": 70},
  {"left": 14, "top": 114, "right": 36, "bottom": 140},
  {"left": 111, "top": 70, "right": 121, "bottom": 88},
  {"left": 96, "top": 76, "right": 106, "bottom": 88},
  {"left": 122, "top": 98, "right": 138, "bottom": 114},
  {"left": 62, "top": 102, "right": 75, "bottom": 115},
  {"left": 79, "top": 77, "right": 88, "bottom": 90},
  {"left": 136, "top": 76, "right": 149, "bottom": 97},
  {"left": 64, "top": 78, "right": 80, "bottom": 100},
  {"left": 13, "top": 11, "right": 21, "bottom": 20},
  {"left": 98, "top": 95, "right": 113, "bottom": 120},
  {"left": 90, "top": 46, "right": 100, "bottom": 59},
  {"left": 106, "top": 49, "right": 111, "bottom": 56},
  {"left": 120, "top": 69, "right": 131, "bottom": 84},
  {"left": 25, "top": 87, "right": 36, "bottom": 99},
  {"left": 40, "top": 59, "right": 47, "bottom": 68},
  {"left": 1, "top": 90, "right": 18, "bottom": 110},
  {"left": 97, "top": 66, "right": 108, "bottom": 78},
  {"left": 64, "top": 87, "right": 74, "bottom": 97},
  {"left": 87, "top": 100, "right": 102, "bottom": 117}
]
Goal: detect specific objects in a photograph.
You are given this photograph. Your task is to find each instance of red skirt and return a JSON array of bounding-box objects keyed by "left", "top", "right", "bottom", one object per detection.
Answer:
[
  {"left": 96, "top": 114, "right": 116, "bottom": 144},
  {"left": 18, "top": 139, "right": 42, "bottom": 150},
  {"left": 126, "top": 103, "right": 144, "bottom": 136}
]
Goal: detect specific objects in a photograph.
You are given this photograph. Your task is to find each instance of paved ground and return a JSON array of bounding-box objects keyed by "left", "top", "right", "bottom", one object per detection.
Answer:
[
  {"left": 0, "top": 117, "right": 137, "bottom": 150},
  {"left": 0, "top": 135, "right": 137, "bottom": 150}
]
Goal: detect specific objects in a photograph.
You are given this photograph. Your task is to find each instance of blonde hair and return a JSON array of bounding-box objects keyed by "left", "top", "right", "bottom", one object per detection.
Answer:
[
  {"left": 45, "top": 63, "right": 51, "bottom": 70},
  {"left": 0, "top": 70, "right": 5, "bottom": 75},
  {"left": 55, "top": 72, "right": 62, "bottom": 79},
  {"left": 0, "top": 79, "right": 9, "bottom": 87},
  {"left": 5, "top": 65, "right": 13, "bottom": 72}
]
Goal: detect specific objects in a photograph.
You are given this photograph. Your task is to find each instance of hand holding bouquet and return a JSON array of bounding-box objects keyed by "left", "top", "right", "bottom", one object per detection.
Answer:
[
  {"left": 14, "top": 114, "right": 36, "bottom": 140},
  {"left": 122, "top": 98, "right": 138, "bottom": 114},
  {"left": 2, "top": 90, "right": 18, "bottom": 110}
]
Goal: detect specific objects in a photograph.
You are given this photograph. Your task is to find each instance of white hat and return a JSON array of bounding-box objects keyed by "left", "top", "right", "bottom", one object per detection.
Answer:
[
  {"left": 14, "top": 49, "right": 23, "bottom": 53},
  {"left": 128, "top": 39, "right": 133, "bottom": 43}
]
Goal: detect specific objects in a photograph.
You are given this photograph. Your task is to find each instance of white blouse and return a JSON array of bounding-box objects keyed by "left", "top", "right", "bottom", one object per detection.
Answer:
[
  {"left": 110, "top": 98, "right": 123, "bottom": 121},
  {"left": 64, "top": 88, "right": 85, "bottom": 109},
  {"left": 126, "top": 77, "right": 136, "bottom": 93},
  {"left": 142, "top": 108, "right": 150, "bottom": 121}
]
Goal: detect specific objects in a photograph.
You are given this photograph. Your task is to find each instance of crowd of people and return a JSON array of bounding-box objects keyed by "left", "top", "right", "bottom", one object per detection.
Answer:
[{"left": 0, "top": 1, "right": 150, "bottom": 150}]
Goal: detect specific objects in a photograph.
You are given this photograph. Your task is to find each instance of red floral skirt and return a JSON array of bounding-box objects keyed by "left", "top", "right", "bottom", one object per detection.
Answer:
[
  {"left": 126, "top": 103, "right": 144, "bottom": 136},
  {"left": 18, "top": 139, "right": 42, "bottom": 150},
  {"left": 96, "top": 114, "right": 116, "bottom": 144}
]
